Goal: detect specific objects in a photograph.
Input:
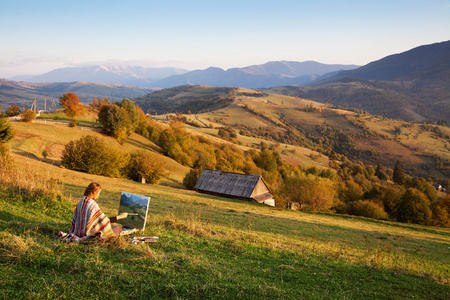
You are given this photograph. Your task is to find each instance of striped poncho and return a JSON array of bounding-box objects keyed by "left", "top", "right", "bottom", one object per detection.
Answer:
[{"left": 60, "top": 196, "right": 115, "bottom": 242}]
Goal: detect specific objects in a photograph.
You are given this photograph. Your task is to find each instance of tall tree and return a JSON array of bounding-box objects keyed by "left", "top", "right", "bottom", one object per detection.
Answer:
[
  {"left": 396, "top": 188, "right": 431, "bottom": 225},
  {"left": 97, "top": 104, "right": 132, "bottom": 143},
  {"left": 392, "top": 160, "right": 405, "bottom": 185},
  {"left": 59, "top": 93, "right": 84, "bottom": 126}
]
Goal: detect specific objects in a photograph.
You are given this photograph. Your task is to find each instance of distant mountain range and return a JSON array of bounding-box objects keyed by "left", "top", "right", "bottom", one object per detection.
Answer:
[
  {"left": 152, "top": 61, "right": 359, "bottom": 88},
  {"left": 266, "top": 40, "right": 450, "bottom": 122},
  {"left": 7, "top": 61, "right": 358, "bottom": 89},
  {"left": 10, "top": 65, "right": 189, "bottom": 87}
]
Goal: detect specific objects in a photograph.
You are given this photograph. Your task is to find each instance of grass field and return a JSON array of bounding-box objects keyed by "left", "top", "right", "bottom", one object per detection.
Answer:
[{"left": 1, "top": 122, "right": 449, "bottom": 299}]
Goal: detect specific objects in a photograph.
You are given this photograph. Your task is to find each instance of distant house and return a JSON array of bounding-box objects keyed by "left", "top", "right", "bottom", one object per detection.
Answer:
[
  {"left": 432, "top": 183, "right": 443, "bottom": 191},
  {"left": 194, "top": 169, "right": 275, "bottom": 206}
]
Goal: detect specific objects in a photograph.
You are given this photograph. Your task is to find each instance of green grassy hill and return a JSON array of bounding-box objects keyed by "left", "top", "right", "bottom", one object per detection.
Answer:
[{"left": 1, "top": 122, "right": 449, "bottom": 299}]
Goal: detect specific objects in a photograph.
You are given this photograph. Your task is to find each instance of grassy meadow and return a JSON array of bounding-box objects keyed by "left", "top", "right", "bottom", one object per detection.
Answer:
[{"left": 0, "top": 121, "right": 449, "bottom": 299}]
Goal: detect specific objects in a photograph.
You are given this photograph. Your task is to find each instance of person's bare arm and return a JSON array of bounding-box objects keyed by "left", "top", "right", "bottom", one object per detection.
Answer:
[{"left": 110, "top": 212, "right": 129, "bottom": 223}]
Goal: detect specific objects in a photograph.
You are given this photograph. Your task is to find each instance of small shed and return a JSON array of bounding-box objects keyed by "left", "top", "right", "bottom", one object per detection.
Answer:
[{"left": 194, "top": 169, "right": 275, "bottom": 206}]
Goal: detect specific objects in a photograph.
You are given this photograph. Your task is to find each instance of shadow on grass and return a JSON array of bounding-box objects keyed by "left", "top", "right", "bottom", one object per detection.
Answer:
[
  {"left": 12, "top": 149, "right": 61, "bottom": 166},
  {"left": 125, "top": 136, "right": 160, "bottom": 152}
]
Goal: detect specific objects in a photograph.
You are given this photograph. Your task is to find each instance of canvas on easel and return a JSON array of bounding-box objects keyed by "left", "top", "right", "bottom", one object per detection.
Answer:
[{"left": 116, "top": 192, "right": 150, "bottom": 233}]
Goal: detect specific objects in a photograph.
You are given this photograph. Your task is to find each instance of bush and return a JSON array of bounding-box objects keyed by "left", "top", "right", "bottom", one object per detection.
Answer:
[
  {"left": 349, "top": 200, "right": 388, "bottom": 220},
  {"left": 183, "top": 168, "right": 203, "bottom": 190},
  {"left": 61, "top": 135, "right": 130, "bottom": 178},
  {"left": 127, "top": 151, "right": 167, "bottom": 184},
  {"left": 21, "top": 109, "right": 36, "bottom": 122}
]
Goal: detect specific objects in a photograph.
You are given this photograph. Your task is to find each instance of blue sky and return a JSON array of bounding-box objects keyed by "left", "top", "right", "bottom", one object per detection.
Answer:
[{"left": 0, "top": 0, "right": 449, "bottom": 77}]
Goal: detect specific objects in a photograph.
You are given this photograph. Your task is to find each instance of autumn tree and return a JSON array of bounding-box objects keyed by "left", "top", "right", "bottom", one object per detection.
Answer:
[
  {"left": 127, "top": 151, "right": 166, "bottom": 184},
  {"left": 392, "top": 160, "right": 405, "bottom": 185},
  {"left": 396, "top": 188, "right": 431, "bottom": 225},
  {"left": 6, "top": 105, "right": 20, "bottom": 117},
  {"left": 279, "top": 174, "right": 336, "bottom": 212},
  {"left": 98, "top": 103, "right": 132, "bottom": 143},
  {"left": 59, "top": 93, "right": 84, "bottom": 127}
]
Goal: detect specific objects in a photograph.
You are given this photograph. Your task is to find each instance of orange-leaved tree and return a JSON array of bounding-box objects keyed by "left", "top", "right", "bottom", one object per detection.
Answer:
[{"left": 59, "top": 93, "right": 84, "bottom": 127}]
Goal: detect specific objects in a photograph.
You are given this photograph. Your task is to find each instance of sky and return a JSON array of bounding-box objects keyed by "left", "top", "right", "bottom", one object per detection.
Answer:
[{"left": 0, "top": 0, "right": 449, "bottom": 77}]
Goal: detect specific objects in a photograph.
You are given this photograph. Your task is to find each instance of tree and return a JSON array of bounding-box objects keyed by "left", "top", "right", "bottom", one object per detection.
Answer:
[
  {"left": 279, "top": 174, "right": 336, "bottom": 212},
  {"left": 98, "top": 104, "right": 132, "bottom": 142},
  {"left": 412, "top": 177, "right": 437, "bottom": 202},
  {"left": 0, "top": 117, "right": 14, "bottom": 144},
  {"left": 392, "top": 160, "right": 405, "bottom": 185},
  {"left": 0, "top": 117, "right": 14, "bottom": 154},
  {"left": 59, "top": 93, "right": 84, "bottom": 126},
  {"left": 120, "top": 99, "right": 140, "bottom": 130},
  {"left": 430, "top": 195, "right": 450, "bottom": 227},
  {"left": 375, "top": 164, "right": 388, "bottom": 180},
  {"left": 21, "top": 109, "right": 36, "bottom": 122},
  {"left": 127, "top": 151, "right": 166, "bottom": 184},
  {"left": 396, "top": 188, "right": 431, "bottom": 225},
  {"left": 6, "top": 105, "right": 20, "bottom": 117}
]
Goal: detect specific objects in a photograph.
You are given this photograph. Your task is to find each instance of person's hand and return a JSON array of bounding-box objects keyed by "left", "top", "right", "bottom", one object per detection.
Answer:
[{"left": 117, "top": 212, "right": 129, "bottom": 220}]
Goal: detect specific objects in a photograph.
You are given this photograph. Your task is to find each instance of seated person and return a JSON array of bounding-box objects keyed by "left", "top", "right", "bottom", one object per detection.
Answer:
[{"left": 61, "top": 182, "right": 128, "bottom": 241}]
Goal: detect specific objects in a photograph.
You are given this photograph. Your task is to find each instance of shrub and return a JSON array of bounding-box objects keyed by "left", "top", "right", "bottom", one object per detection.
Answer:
[
  {"left": 61, "top": 135, "right": 129, "bottom": 178},
  {"left": 183, "top": 168, "right": 203, "bottom": 190},
  {"left": 127, "top": 151, "right": 167, "bottom": 184},
  {"left": 349, "top": 200, "right": 388, "bottom": 220},
  {"left": 21, "top": 109, "right": 36, "bottom": 122}
]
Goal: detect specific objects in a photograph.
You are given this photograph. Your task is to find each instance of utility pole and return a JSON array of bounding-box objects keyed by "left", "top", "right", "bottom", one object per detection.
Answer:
[
  {"left": 30, "top": 98, "right": 37, "bottom": 113},
  {"left": 44, "top": 96, "right": 47, "bottom": 112}
]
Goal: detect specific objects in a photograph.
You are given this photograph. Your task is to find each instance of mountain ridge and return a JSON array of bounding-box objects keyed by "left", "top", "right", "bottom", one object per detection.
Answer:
[{"left": 153, "top": 61, "right": 358, "bottom": 89}]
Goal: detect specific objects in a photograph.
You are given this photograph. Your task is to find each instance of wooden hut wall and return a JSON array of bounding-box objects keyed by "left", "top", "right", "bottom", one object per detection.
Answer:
[{"left": 251, "top": 179, "right": 270, "bottom": 197}]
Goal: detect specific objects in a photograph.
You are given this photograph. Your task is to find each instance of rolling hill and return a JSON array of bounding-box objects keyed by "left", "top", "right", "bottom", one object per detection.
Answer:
[
  {"left": 132, "top": 85, "right": 450, "bottom": 180},
  {"left": 1, "top": 108, "right": 449, "bottom": 298},
  {"left": 3, "top": 122, "right": 450, "bottom": 298}
]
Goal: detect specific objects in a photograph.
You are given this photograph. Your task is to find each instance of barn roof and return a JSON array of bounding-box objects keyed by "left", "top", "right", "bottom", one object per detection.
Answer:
[{"left": 194, "top": 169, "right": 271, "bottom": 199}]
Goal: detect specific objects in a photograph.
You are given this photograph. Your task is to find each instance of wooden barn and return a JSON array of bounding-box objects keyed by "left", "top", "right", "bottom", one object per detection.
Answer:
[{"left": 194, "top": 169, "right": 275, "bottom": 206}]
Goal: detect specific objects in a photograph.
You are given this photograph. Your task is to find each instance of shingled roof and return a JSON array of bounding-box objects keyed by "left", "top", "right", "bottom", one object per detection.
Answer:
[{"left": 194, "top": 170, "right": 274, "bottom": 206}]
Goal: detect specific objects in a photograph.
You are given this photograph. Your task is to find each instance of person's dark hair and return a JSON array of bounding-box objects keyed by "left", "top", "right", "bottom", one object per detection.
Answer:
[{"left": 84, "top": 182, "right": 102, "bottom": 199}]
